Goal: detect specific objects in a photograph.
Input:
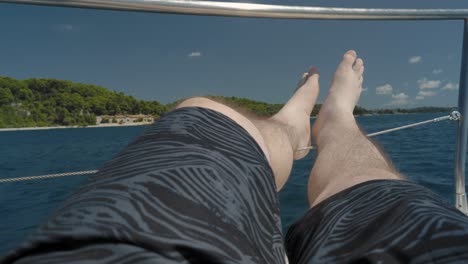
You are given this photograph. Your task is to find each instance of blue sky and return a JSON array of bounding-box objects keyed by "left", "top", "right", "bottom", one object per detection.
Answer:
[{"left": 1, "top": 0, "right": 468, "bottom": 109}]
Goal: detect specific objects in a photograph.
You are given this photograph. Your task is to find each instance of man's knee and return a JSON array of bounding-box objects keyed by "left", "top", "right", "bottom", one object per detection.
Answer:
[
  {"left": 174, "top": 96, "right": 271, "bottom": 166},
  {"left": 176, "top": 97, "right": 218, "bottom": 110}
]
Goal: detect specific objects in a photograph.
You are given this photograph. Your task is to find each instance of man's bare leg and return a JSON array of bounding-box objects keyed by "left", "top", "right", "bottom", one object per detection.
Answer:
[
  {"left": 177, "top": 68, "right": 320, "bottom": 190},
  {"left": 308, "top": 50, "right": 402, "bottom": 207}
]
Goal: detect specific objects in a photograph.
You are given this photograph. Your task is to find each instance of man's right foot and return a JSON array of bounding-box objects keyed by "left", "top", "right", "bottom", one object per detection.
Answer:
[{"left": 312, "top": 50, "right": 364, "bottom": 142}]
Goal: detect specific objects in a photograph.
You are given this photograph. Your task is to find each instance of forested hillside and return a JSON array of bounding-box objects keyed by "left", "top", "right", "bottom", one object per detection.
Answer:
[
  {"left": 0, "top": 76, "right": 168, "bottom": 128},
  {"left": 0, "top": 75, "right": 456, "bottom": 128}
]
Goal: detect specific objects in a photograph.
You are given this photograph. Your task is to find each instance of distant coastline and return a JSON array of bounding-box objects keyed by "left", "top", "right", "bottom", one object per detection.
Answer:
[
  {"left": 2, "top": 111, "right": 452, "bottom": 131},
  {"left": 0, "top": 122, "right": 152, "bottom": 132},
  {"left": 0, "top": 75, "right": 456, "bottom": 129}
]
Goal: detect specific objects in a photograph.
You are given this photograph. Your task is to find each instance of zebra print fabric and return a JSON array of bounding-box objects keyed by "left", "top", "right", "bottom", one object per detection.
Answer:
[
  {"left": 3, "top": 107, "right": 286, "bottom": 264},
  {"left": 285, "top": 180, "right": 468, "bottom": 264}
]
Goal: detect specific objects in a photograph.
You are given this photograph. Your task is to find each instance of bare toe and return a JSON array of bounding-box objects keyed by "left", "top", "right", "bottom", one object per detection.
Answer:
[
  {"left": 359, "top": 66, "right": 365, "bottom": 75},
  {"left": 353, "top": 58, "right": 364, "bottom": 72},
  {"left": 342, "top": 50, "right": 357, "bottom": 66}
]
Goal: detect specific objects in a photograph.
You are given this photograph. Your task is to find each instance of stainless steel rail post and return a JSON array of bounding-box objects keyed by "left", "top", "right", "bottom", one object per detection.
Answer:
[{"left": 455, "top": 19, "right": 468, "bottom": 215}]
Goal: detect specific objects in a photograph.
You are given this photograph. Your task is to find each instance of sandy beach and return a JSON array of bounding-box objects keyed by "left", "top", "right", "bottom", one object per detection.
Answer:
[{"left": 0, "top": 122, "right": 153, "bottom": 132}]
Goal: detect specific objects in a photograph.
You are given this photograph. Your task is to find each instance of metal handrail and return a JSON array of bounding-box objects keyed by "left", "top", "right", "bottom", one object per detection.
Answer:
[
  {"left": 1, "top": 0, "right": 468, "bottom": 20},
  {"left": 1, "top": 0, "right": 468, "bottom": 215}
]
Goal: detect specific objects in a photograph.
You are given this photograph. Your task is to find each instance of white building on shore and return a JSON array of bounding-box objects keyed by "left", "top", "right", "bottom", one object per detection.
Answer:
[{"left": 96, "top": 114, "right": 154, "bottom": 125}]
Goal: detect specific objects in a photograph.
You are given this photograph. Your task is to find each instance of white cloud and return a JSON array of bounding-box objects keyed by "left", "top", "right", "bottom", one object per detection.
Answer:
[
  {"left": 409, "top": 56, "right": 422, "bottom": 64},
  {"left": 414, "top": 89, "right": 437, "bottom": 100},
  {"left": 442, "top": 82, "right": 459, "bottom": 90},
  {"left": 417, "top": 78, "right": 441, "bottom": 89},
  {"left": 418, "top": 91, "right": 436, "bottom": 97},
  {"left": 432, "top": 69, "right": 443, "bottom": 75},
  {"left": 188, "top": 51, "right": 202, "bottom": 58},
  {"left": 390, "top": 93, "right": 410, "bottom": 105},
  {"left": 416, "top": 91, "right": 437, "bottom": 100},
  {"left": 392, "top": 93, "right": 409, "bottom": 100},
  {"left": 51, "top": 24, "right": 75, "bottom": 32},
  {"left": 376, "top": 84, "right": 393, "bottom": 95}
]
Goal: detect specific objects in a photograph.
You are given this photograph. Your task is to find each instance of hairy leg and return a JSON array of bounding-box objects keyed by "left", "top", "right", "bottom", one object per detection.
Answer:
[
  {"left": 177, "top": 68, "right": 319, "bottom": 190},
  {"left": 308, "top": 50, "right": 402, "bottom": 206}
]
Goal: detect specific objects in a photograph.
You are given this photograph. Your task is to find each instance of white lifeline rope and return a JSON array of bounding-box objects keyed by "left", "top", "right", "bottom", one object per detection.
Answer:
[
  {"left": 0, "top": 111, "right": 460, "bottom": 183},
  {"left": 0, "top": 170, "right": 98, "bottom": 183}
]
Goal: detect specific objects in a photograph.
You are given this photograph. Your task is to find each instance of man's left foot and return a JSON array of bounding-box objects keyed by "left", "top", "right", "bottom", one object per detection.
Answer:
[{"left": 272, "top": 67, "right": 320, "bottom": 160}]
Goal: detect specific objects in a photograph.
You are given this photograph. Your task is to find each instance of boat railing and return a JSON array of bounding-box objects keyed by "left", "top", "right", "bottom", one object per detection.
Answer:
[
  {"left": 2, "top": 0, "right": 468, "bottom": 20},
  {"left": 1, "top": 0, "right": 468, "bottom": 215}
]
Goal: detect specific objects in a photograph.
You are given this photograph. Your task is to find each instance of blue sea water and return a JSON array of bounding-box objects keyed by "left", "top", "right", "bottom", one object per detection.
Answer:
[{"left": 0, "top": 113, "right": 464, "bottom": 256}]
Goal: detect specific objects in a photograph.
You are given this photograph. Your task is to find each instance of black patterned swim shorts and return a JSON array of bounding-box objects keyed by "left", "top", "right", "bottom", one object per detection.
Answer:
[{"left": 3, "top": 107, "right": 468, "bottom": 264}]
